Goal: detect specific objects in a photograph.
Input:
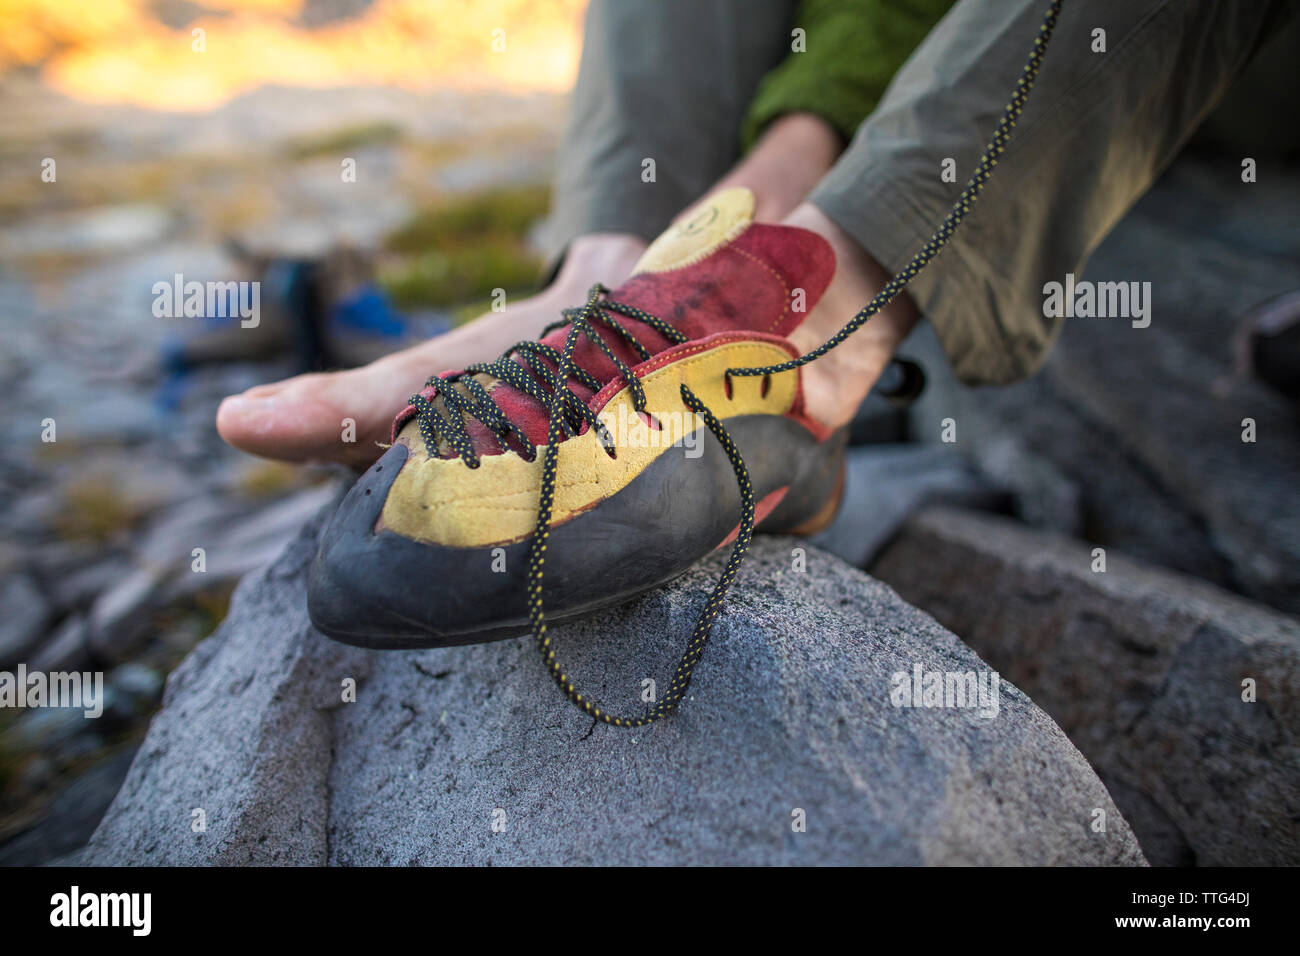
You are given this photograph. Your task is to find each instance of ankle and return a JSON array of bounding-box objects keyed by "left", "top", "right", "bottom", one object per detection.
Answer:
[
  {"left": 782, "top": 203, "right": 921, "bottom": 429},
  {"left": 787, "top": 203, "right": 920, "bottom": 352}
]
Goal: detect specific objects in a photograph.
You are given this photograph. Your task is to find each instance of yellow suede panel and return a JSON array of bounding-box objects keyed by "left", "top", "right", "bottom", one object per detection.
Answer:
[
  {"left": 379, "top": 339, "right": 799, "bottom": 547},
  {"left": 631, "top": 187, "right": 755, "bottom": 275}
]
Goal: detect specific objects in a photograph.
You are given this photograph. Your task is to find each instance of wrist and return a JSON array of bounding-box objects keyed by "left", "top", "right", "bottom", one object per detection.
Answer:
[
  {"left": 694, "top": 112, "right": 841, "bottom": 224},
  {"left": 551, "top": 233, "right": 648, "bottom": 300}
]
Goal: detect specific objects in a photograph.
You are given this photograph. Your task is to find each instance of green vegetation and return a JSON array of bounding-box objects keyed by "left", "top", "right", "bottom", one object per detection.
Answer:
[
  {"left": 378, "top": 184, "right": 549, "bottom": 314},
  {"left": 51, "top": 477, "right": 145, "bottom": 544},
  {"left": 383, "top": 184, "right": 550, "bottom": 252},
  {"left": 379, "top": 242, "right": 542, "bottom": 312},
  {"left": 285, "top": 121, "right": 403, "bottom": 159}
]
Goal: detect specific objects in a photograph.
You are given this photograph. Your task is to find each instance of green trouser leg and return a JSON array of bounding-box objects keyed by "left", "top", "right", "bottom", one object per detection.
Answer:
[
  {"left": 542, "top": 0, "right": 797, "bottom": 270},
  {"left": 809, "top": 0, "right": 1296, "bottom": 384}
]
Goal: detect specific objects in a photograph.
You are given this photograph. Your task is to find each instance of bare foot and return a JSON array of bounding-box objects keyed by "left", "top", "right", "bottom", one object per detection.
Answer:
[
  {"left": 783, "top": 203, "right": 921, "bottom": 431},
  {"left": 216, "top": 234, "right": 647, "bottom": 466}
]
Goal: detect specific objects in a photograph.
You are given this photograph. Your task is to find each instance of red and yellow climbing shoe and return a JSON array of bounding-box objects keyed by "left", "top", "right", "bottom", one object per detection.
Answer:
[
  {"left": 309, "top": 187, "right": 846, "bottom": 658},
  {"left": 311, "top": 0, "right": 1065, "bottom": 726}
]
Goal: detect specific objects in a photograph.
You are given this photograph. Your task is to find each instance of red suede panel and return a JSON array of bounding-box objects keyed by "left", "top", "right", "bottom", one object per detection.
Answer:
[
  {"left": 391, "top": 221, "right": 835, "bottom": 454},
  {"left": 611, "top": 222, "right": 834, "bottom": 341}
]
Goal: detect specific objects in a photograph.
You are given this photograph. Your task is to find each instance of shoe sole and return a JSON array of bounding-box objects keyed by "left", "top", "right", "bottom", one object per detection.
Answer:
[{"left": 308, "top": 415, "right": 845, "bottom": 649}]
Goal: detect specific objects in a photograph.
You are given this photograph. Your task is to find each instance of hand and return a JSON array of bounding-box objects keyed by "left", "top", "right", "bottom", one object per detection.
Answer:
[{"left": 683, "top": 112, "right": 842, "bottom": 224}]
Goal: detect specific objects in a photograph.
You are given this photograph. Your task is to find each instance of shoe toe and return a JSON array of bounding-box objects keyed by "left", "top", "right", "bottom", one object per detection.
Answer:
[{"left": 308, "top": 441, "right": 530, "bottom": 647}]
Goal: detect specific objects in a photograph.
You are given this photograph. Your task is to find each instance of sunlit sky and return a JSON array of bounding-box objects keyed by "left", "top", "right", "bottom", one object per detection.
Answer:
[{"left": 0, "top": 0, "right": 587, "bottom": 111}]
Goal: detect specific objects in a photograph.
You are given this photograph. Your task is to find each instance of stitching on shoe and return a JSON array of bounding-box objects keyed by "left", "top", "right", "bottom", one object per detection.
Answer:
[{"left": 729, "top": 245, "right": 791, "bottom": 334}]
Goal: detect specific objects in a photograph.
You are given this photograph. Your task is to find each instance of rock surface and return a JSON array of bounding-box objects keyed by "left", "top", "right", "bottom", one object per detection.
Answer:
[
  {"left": 811, "top": 444, "right": 1005, "bottom": 568},
  {"left": 873, "top": 506, "right": 1300, "bottom": 866},
  {"left": 83, "top": 510, "right": 1144, "bottom": 866},
  {"left": 0, "top": 573, "right": 51, "bottom": 667},
  {"left": 901, "top": 154, "right": 1300, "bottom": 613}
]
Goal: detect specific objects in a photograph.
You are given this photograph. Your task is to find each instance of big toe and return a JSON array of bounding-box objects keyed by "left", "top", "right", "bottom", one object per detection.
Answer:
[{"left": 217, "top": 372, "right": 389, "bottom": 465}]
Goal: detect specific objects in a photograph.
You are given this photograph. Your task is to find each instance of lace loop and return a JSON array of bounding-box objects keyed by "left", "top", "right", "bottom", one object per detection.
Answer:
[{"left": 411, "top": 284, "right": 688, "bottom": 463}]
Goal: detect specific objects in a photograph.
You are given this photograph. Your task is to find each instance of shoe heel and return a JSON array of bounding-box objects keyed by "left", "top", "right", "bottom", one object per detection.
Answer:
[{"left": 756, "top": 428, "right": 847, "bottom": 536}]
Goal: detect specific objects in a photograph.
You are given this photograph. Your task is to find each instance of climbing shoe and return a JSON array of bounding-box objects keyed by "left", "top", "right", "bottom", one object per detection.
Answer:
[
  {"left": 309, "top": 187, "right": 847, "bottom": 649},
  {"left": 311, "top": 0, "right": 1065, "bottom": 726}
]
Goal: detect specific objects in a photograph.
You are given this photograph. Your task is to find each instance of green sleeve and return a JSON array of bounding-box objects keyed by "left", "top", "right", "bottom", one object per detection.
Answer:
[{"left": 742, "top": 0, "right": 956, "bottom": 150}]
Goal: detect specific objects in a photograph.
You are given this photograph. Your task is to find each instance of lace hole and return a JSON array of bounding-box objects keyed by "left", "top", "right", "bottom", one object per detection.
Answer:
[
  {"left": 637, "top": 411, "right": 662, "bottom": 431},
  {"left": 760, "top": 374, "right": 771, "bottom": 399},
  {"left": 723, "top": 374, "right": 734, "bottom": 401}
]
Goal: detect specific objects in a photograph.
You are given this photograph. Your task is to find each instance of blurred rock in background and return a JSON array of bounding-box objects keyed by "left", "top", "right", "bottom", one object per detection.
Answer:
[{"left": 0, "top": 0, "right": 583, "bottom": 863}]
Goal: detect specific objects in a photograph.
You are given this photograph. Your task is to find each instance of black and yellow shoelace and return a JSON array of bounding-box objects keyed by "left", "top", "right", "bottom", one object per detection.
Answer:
[
  {"left": 416, "top": 0, "right": 1065, "bottom": 728},
  {"left": 410, "top": 291, "right": 684, "bottom": 466}
]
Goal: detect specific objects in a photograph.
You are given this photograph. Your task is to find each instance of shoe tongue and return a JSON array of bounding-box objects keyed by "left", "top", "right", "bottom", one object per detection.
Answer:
[
  {"left": 631, "top": 186, "right": 760, "bottom": 276},
  {"left": 405, "top": 188, "right": 834, "bottom": 456},
  {"left": 614, "top": 187, "right": 836, "bottom": 338},
  {"left": 539, "top": 185, "right": 836, "bottom": 356}
]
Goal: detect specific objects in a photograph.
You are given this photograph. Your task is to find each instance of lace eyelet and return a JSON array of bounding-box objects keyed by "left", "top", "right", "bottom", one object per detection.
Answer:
[{"left": 723, "top": 373, "right": 734, "bottom": 401}]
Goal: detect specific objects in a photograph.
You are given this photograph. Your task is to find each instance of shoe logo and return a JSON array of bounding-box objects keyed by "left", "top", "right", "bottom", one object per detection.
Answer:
[
  {"left": 676, "top": 203, "right": 718, "bottom": 237},
  {"left": 631, "top": 187, "right": 755, "bottom": 275}
]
